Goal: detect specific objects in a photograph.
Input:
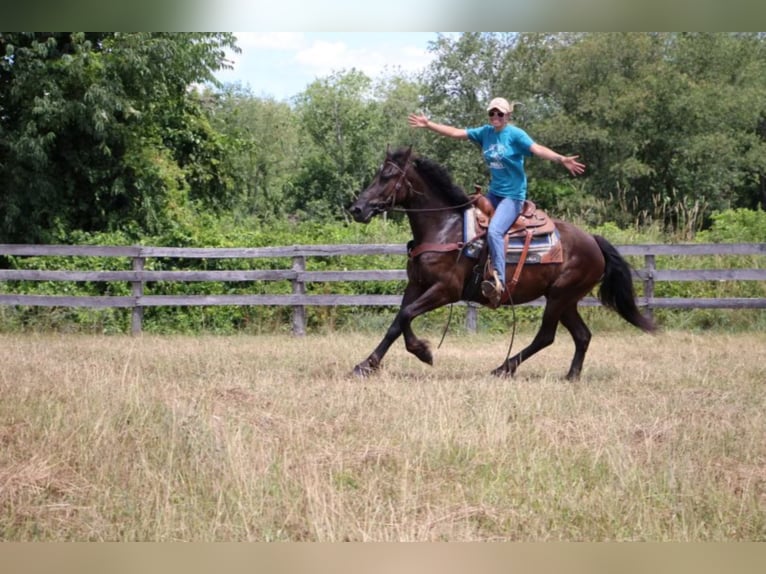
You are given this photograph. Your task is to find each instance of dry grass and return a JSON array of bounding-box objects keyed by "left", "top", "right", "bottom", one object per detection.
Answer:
[{"left": 0, "top": 328, "right": 764, "bottom": 541}]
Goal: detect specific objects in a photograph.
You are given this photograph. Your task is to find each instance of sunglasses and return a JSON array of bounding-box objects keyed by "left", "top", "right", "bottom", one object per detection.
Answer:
[{"left": 488, "top": 110, "right": 505, "bottom": 118}]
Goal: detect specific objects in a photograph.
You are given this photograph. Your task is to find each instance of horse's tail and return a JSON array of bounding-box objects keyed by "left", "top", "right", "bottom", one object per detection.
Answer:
[{"left": 593, "top": 234, "right": 656, "bottom": 333}]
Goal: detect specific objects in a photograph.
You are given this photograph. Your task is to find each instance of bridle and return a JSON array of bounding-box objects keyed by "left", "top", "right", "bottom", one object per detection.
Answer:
[{"left": 382, "top": 157, "right": 416, "bottom": 210}]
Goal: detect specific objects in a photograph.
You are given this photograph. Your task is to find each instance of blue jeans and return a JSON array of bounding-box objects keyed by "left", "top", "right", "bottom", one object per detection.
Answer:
[{"left": 486, "top": 194, "right": 524, "bottom": 285}]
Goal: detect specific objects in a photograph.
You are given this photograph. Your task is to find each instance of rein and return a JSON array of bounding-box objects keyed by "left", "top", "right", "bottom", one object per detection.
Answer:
[{"left": 391, "top": 198, "right": 478, "bottom": 213}]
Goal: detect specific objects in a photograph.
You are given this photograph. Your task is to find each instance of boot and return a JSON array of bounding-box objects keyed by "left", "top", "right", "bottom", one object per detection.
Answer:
[{"left": 481, "top": 270, "right": 503, "bottom": 308}]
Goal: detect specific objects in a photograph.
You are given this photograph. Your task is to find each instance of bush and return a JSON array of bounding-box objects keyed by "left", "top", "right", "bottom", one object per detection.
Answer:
[{"left": 696, "top": 208, "right": 766, "bottom": 243}]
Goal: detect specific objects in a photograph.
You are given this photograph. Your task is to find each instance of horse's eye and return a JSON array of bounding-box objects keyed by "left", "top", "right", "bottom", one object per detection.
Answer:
[{"left": 381, "top": 164, "right": 397, "bottom": 179}]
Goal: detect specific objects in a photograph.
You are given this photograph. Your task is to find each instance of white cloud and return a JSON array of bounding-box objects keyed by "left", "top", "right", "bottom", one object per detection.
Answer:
[
  {"left": 222, "top": 33, "right": 306, "bottom": 72},
  {"left": 293, "top": 37, "right": 433, "bottom": 80},
  {"left": 215, "top": 33, "right": 438, "bottom": 100}
]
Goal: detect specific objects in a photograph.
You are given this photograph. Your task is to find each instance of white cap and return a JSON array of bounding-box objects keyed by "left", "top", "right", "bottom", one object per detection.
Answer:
[{"left": 486, "top": 97, "right": 512, "bottom": 115}]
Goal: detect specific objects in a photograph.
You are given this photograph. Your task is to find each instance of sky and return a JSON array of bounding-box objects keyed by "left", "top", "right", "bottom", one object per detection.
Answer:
[{"left": 212, "top": 32, "right": 446, "bottom": 101}]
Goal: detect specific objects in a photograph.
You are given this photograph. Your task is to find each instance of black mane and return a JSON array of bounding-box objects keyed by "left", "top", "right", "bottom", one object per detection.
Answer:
[{"left": 391, "top": 148, "right": 471, "bottom": 206}]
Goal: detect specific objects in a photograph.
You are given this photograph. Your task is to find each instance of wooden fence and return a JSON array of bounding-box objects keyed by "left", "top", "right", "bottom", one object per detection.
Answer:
[{"left": 1, "top": 243, "right": 764, "bottom": 335}]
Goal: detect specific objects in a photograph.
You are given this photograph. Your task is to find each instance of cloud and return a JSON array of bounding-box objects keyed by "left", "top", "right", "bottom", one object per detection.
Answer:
[
  {"left": 293, "top": 36, "right": 434, "bottom": 81},
  {"left": 216, "top": 32, "right": 438, "bottom": 100},
  {"left": 222, "top": 32, "right": 306, "bottom": 71}
]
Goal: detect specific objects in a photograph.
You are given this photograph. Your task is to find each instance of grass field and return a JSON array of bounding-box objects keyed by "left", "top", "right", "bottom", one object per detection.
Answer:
[{"left": 1, "top": 328, "right": 764, "bottom": 541}]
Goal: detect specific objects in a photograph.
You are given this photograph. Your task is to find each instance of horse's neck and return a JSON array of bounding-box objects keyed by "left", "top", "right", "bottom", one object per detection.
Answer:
[
  {"left": 407, "top": 207, "right": 464, "bottom": 246},
  {"left": 402, "top": 178, "right": 466, "bottom": 244}
]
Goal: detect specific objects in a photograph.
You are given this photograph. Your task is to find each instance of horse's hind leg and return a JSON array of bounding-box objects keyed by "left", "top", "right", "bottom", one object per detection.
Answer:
[
  {"left": 559, "top": 306, "right": 592, "bottom": 380},
  {"left": 491, "top": 301, "right": 562, "bottom": 377}
]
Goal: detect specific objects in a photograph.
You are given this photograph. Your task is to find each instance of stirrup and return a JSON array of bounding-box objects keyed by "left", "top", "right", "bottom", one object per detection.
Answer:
[{"left": 481, "top": 272, "right": 503, "bottom": 307}]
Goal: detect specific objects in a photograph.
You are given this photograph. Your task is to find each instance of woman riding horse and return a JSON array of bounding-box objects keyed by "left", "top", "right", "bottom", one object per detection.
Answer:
[{"left": 348, "top": 146, "right": 655, "bottom": 380}]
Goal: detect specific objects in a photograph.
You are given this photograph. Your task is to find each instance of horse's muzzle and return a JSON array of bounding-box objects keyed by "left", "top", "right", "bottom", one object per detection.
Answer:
[{"left": 348, "top": 202, "right": 378, "bottom": 224}]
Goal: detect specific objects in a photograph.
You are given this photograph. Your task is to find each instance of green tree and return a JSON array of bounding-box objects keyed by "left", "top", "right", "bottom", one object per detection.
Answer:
[
  {"left": 531, "top": 33, "right": 766, "bottom": 230},
  {"left": 0, "top": 32, "right": 238, "bottom": 243},
  {"left": 291, "top": 69, "right": 384, "bottom": 219},
  {"left": 206, "top": 83, "right": 299, "bottom": 221},
  {"left": 415, "top": 33, "right": 580, "bottom": 196},
  {"left": 414, "top": 33, "right": 517, "bottom": 190}
]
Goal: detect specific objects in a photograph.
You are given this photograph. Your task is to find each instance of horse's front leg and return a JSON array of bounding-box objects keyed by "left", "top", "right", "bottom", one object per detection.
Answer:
[
  {"left": 352, "top": 282, "right": 425, "bottom": 376},
  {"left": 352, "top": 280, "right": 456, "bottom": 376},
  {"left": 352, "top": 309, "right": 408, "bottom": 376}
]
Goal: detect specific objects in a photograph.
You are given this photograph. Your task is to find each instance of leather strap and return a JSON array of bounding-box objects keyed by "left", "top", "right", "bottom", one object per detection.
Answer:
[
  {"left": 507, "top": 229, "right": 534, "bottom": 296},
  {"left": 409, "top": 242, "right": 463, "bottom": 259}
]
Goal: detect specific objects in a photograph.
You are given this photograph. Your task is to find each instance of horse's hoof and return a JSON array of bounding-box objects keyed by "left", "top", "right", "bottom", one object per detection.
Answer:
[
  {"left": 352, "top": 362, "right": 377, "bottom": 378},
  {"left": 416, "top": 350, "right": 433, "bottom": 366},
  {"left": 491, "top": 362, "right": 516, "bottom": 378},
  {"left": 352, "top": 365, "right": 371, "bottom": 377},
  {"left": 408, "top": 341, "right": 433, "bottom": 366}
]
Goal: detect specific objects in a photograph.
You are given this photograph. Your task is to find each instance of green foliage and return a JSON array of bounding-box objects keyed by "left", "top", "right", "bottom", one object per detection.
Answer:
[
  {"left": 4, "top": 32, "right": 766, "bottom": 243},
  {"left": 205, "top": 84, "right": 298, "bottom": 221},
  {"left": 0, "top": 32, "right": 237, "bottom": 243},
  {"left": 696, "top": 207, "right": 766, "bottom": 242},
  {"left": 2, "top": 33, "right": 766, "bottom": 334}
]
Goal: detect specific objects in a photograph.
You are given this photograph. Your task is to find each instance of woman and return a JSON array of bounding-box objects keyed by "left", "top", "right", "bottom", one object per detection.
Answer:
[{"left": 407, "top": 97, "right": 586, "bottom": 307}]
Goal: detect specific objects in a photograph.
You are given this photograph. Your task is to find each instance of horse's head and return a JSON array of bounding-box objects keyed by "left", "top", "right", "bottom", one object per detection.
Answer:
[{"left": 348, "top": 146, "right": 415, "bottom": 224}]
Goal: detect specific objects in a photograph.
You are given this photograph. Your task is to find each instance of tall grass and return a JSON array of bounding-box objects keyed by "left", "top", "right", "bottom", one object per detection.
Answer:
[{"left": 1, "top": 329, "right": 764, "bottom": 541}]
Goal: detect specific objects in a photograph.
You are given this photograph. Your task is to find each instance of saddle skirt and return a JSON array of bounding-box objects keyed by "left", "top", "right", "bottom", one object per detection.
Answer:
[{"left": 463, "top": 196, "right": 563, "bottom": 265}]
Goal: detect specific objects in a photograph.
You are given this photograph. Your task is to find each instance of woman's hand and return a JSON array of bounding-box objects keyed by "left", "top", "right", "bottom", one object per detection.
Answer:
[
  {"left": 561, "top": 155, "right": 586, "bottom": 176},
  {"left": 407, "top": 113, "right": 429, "bottom": 128}
]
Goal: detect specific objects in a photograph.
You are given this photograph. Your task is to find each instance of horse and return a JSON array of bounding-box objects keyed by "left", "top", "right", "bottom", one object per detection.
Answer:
[{"left": 347, "top": 146, "right": 656, "bottom": 380}]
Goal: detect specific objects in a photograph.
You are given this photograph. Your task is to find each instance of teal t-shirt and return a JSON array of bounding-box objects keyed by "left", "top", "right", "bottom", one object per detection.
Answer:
[{"left": 465, "top": 124, "right": 534, "bottom": 199}]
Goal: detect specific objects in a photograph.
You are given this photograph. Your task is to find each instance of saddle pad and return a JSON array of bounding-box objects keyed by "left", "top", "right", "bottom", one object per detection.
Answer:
[{"left": 505, "top": 229, "right": 562, "bottom": 264}]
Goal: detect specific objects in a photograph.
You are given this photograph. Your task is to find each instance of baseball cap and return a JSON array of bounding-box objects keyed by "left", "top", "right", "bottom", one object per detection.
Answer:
[{"left": 486, "top": 97, "right": 512, "bottom": 115}]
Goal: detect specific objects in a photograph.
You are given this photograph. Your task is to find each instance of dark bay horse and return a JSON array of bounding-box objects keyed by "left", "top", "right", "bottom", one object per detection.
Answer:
[{"left": 348, "top": 147, "right": 656, "bottom": 380}]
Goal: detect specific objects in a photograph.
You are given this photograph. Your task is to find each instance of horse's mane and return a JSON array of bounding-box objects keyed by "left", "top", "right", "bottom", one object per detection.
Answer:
[{"left": 391, "top": 148, "right": 471, "bottom": 206}]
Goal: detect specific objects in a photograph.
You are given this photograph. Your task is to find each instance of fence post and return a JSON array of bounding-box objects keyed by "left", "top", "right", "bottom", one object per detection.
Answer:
[
  {"left": 131, "top": 254, "right": 145, "bottom": 336},
  {"left": 465, "top": 302, "right": 478, "bottom": 333},
  {"left": 644, "top": 254, "right": 655, "bottom": 321},
  {"left": 291, "top": 255, "right": 306, "bottom": 336}
]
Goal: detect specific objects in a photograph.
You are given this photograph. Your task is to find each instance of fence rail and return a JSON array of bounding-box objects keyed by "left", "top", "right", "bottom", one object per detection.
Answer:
[{"left": 1, "top": 243, "right": 764, "bottom": 335}]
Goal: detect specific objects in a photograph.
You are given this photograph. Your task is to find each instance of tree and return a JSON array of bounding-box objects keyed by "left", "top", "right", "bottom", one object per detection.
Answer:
[
  {"left": 291, "top": 70, "right": 381, "bottom": 219},
  {"left": 206, "top": 83, "right": 299, "bottom": 221},
  {"left": 415, "top": 33, "right": 579, "bottom": 196},
  {"left": 534, "top": 32, "right": 766, "bottom": 230},
  {"left": 0, "top": 32, "right": 238, "bottom": 243}
]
